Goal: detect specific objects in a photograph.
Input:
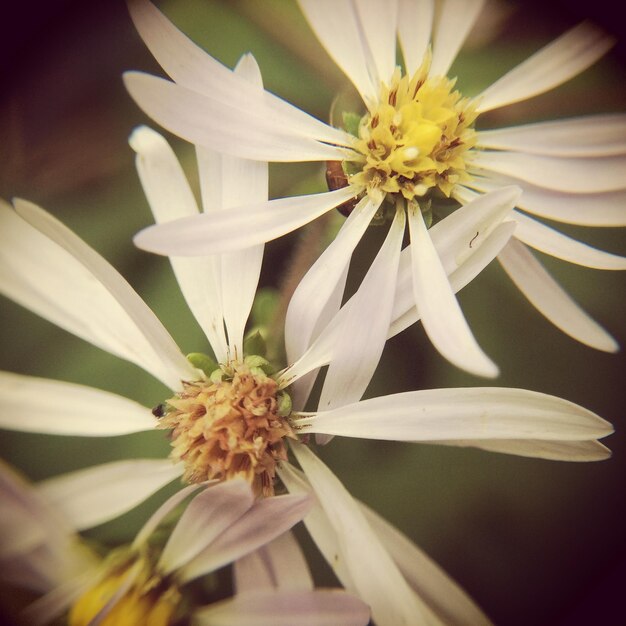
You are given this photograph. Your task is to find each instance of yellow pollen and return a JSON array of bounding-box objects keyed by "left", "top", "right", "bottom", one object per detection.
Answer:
[
  {"left": 159, "top": 361, "right": 295, "bottom": 497},
  {"left": 69, "top": 555, "right": 180, "bottom": 626},
  {"left": 349, "top": 60, "right": 478, "bottom": 203}
]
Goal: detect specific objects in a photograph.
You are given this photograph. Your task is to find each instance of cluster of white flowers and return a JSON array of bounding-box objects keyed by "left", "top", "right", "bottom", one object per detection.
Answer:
[{"left": 1, "top": 1, "right": 624, "bottom": 624}]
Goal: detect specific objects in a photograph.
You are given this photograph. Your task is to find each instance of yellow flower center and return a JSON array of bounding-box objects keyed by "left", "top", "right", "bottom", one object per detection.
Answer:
[
  {"left": 69, "top": 554, "right": 180, "bottom": 626},
  {"left": 349, "top": 63, "right": 477, "bottom": 205},
  {"left": 159, "top": 359, "right": 295, "bottom": 497}
]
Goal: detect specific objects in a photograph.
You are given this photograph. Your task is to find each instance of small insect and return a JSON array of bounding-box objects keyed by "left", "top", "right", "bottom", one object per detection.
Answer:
[
  {"left": 469, "top": 231, "right": 479, "bottom": 248},
  {"left": 152, "top": 403, "right": 167, "bottom": 418},
  {"left": 325, "top": 161, "right": 359, "bottom": 217}
]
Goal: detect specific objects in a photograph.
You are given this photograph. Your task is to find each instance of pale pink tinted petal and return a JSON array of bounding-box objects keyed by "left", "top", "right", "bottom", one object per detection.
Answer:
[
  {"left": 512, "top": 210, "right": 626, "bottom": 269},
  {"left": 298, "top": 0, "right": 379, "bottom": 105},
  {"left": 398, "top": 0, "right": 434, "bottom": 75},
  {"left": 178, "top": 494, "right": 311, "bottom": 583},
  {"left": 0, "top": 371, "right": 155, "bottom": 436},
  {"left": 36, "top": 460, "right": 183, "bottom": 531},
  {"left": 430, "top": 438, "right": 611, "bottom": 461},
  {"left": 361, "top": 502, "right": 493, "bottom": 626},
  {"left": 408, "top": 206, "right": 499, "bottom": 378},
  {"left": 159, "top": 480, "right": 254, "bottom": 574},
  {"left": 124, "top": 72, "right": 352, "bottom": 162},
  {"left": 477, "top": 114, "right": 626, "bottom": 157},
  {"left": 477, "top": 22, "right": 614, "bottom": 112},
  {"left": 430, "top": 0, "right": 485, "bottom": 76},
  {"left": 234, "top": 532, "right": 313, "bottom": 593},
  {"left": 467, "top": 173, "right": 626, "bottom": 226},
  {"left": 472, "top": 151, "right": 626, "bottom": 193},
  {"left": 296, "top": 387, "right": 612, "bottom": 441},
  {"left": 13, "top": 199, "right": 195, "bottom": 388},
  {"left": 128, "top": 0, "right": 350, "bottom": 146},
  {"left": 498, "top": 239, "right": 619, "bottom": 352},
  {"left": 134, "top": 187, "right": 356, "bottom": 257},
  {"left": 193, "top": 589, "right": 370, "bottom": 626},
  {"left": 130, "top": 126, "right": 229, "bottom": 361}
]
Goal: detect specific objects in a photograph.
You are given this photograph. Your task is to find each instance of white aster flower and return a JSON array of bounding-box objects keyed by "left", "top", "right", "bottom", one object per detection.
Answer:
[
  {"left": 0, "top": 464, "right": 368, "bottom": 626},
  {"left": 125, "top": 0, "right": 626, "bottom": 376}
]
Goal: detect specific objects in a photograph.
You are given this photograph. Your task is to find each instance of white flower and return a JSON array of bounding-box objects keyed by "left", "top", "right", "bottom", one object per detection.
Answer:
[
  {"left": 0, "top": 463, "right": 368, "bottom": 626},
  {"left": 125, "top": 0, "right": 626, "bottom": 374}
]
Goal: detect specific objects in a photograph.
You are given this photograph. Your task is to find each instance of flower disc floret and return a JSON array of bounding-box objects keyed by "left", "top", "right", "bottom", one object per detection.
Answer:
[{"left": 159, "top": 357, "right": 295, "bottom": 497}]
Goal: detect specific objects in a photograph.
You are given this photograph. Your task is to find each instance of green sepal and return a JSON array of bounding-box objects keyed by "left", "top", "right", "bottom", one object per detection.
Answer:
[
  {"left": 244, "top": 354, "right": 275, "bottom": 377},
  {"left": 243, "top": 329, "right": 267, "bottom": 359},
  {"left": 210, "top": 368, "right": 225, "bottom": 383},
  {"left": 251, "top": 288, "right": 279, "bottom": 329},
  {"left": 187, "top": 352, "right": 219, "bottom": 377},
  {"left": 343, "top": 111, "right": 361, "bottom": 137},
  {"left": 277, "top": 391, "right": 292, "bottom": 417}
]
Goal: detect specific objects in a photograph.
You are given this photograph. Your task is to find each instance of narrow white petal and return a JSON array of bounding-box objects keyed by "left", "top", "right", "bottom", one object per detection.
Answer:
[
  {"left": 477, "top": 114, "right": 626, "bottom": 157},
  {"left": 398, "top": 0, "right": 434, "bottom": 76},
  {"left": 124, "top": 72, "right": 353, "bottom": 162},
  {"left": 134, "top": 187, "right": 357, "bottom": 256},
  {"left": 128, "top": 0, "right": 351, "bottom": 146},
  {"left": 159, "top": 480, "right": 254, "bottom": 575},
  {"left": 290, "top": 444, "right": 440, "bottom": 626},
  {"left": 498, "top": 239, "right": 618, "bottom": 352},
  {"left": 36, "top": 460, "right": 183, "bottom": 531},
  {"left": 389, "top": 221, "right": 515, "bottom": 338},
  {"left": 318, "top": 208, "right": 405, "bottom": 411},
  {"left": 193, "top": 590, "right": 370, "bottom": 626},
  {"left": 467, "top": 174, "right": 626, "bottom": 226},
  {"left": 477, "top": 22, "right": 615, "bottom": 112},
  {"left": 408, "top": 206, "right": 499, "bottom": 378},
  {"left": 0, "top": 200, "right": 192, "bottom": 389},
  {"left": 512, "top": 210, "right": 626, "bottom": 269},
  {"left": 234, "top": 531, "right": 314, "bottom": 593},
  {"left": 354, "top": 0, "right": 399, "bottom": 85},
  {"left": 298, "top": 0, "right": 379, "bottom": 105},
  {"left": 430, "top": 0, "right": 485, "bottom": 76},
  {"left": 285, "top": 197, "right": 379, "bottom": 365},
  {"left": 361, "top": 502, "right": 493, "bottom": 626},
  {"left": 130, "top": 126, "right": 228, "bottom": 360},
  {"left": 472, "top": 151, "right": 626, "bottom": 193},
  {"left": 0, "top": 371, "right": 155, "bottom": 436},
  {"left": 179, "top": 494, "right": 311, "bottom": 583},
  {"left": 296, "top": 387, "right": 612, "bottom": 441},
  {"left": 432, "top": 438, "right": 611, "bottom": 461}
]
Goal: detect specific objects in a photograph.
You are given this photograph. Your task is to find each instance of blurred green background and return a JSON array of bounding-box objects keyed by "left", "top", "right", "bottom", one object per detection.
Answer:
[{"left": 1, "top": 1, "right": 625, "bottom": 624}]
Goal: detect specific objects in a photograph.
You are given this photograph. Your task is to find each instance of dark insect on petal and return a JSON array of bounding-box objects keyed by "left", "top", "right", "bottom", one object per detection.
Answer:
[{"left": 325, "top": 161, "right": 359, "bottom": 217}]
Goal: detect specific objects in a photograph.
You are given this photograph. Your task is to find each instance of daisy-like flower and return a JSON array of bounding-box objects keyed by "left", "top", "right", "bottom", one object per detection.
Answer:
[
  {"left": 126, "top": 0, "right": 626, "bottom": 377},
  {"left": 0, "top": 463, "right": 370, "bottom": 626}
]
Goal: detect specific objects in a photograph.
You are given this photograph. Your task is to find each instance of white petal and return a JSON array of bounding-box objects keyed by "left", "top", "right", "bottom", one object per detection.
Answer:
[
  {"left": 234, "top": 531, "right": 314, "bottom": 593},
  {"left": 430, "top": 0, "right": 485, "bottom": 76},
  {"left": 498, "top": 239, "right": 618, "bottom": 352},
  {"left": 408, "top": 205, "right": 499, "bottom": 378},
  {"left": 512, "top": 210, "right": 626, "bottom": 269},
  {"left": 432, "top": 438, "right": 611, "bottom": 461},
  {"left": 178, "top": 494, "right": 311, "bottom": 583},
  {"left": 295, "top": 387, "right": 612, "bottom": 442},
  {"left": 0, "top": 200, "right": 193, "bottom": 389},
  {"left": 297, "top": 0, "right": 379, "bottom": 105},
  {"left": 477, "top": 22, "right": 615, "bottom": 112},
  {"left": 290, "top": 443, "right": 438, "bottom": 626},
  {"left": 36, "top": 460, "right": 183, "bottom": 531},
  {"left": 361, "top": 502, "right": 493, "bottom": 626},
  {"left": 130, "top": 126, "right": 229, "bottom": 361},
  {"left": 472, "top": 151, "right": 626, "bottom": 194},
  {"left": 193, "top": 589, "right": 370, "bottom": 626},
  {"left": 389, "top": 221, "right": 515, "bottom": 338},
  {"left": 318, "top": 208, "right": 405, "bottom": 411},
  {"left": 467, "top": 173, "right": 626, "bottom": 226},
  {"left": 159, "top": 480, "right": 254, "bottom": 575},
  {"left": 134, "top": 187, "right": 357, "bottom": 256},
  {"left": 128, "top": 0, "right": 350, "bottom": 146},
  {"left": 477, "top": 114, "right": 626, "bottom": 157},
  {"left": 284, "top": 174, "right": 379, "bottom": 367},
  {"left": 124, "top": 72, "right": 353, "bottom": 162},
  {"left": 0, "top": 371, "right": 156, "bottom": 436},
  {"left": 398, "top": 0, "right": 434, "bottom": 76}
]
